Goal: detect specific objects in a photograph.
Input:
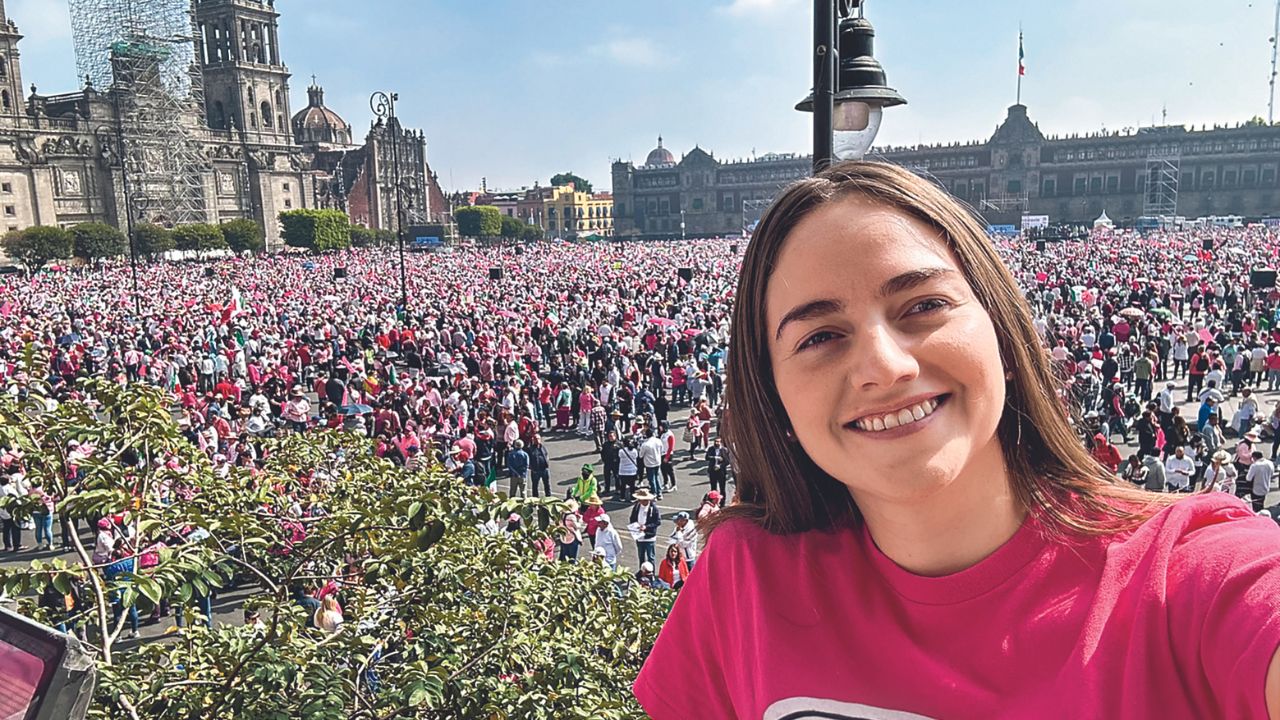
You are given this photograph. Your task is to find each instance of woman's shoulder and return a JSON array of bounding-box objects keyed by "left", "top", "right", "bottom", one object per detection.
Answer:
[
  {"left": 1118, "top": 492, "right": 1280, "bottom": 569},
  {"left": 701, "top": 517, "right": 853, "bottom": 576}
]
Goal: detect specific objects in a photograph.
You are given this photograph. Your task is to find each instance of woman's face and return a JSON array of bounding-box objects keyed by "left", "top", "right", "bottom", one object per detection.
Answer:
[{"left": 764, "top": 197, "right": 1008, "bottom": 510}]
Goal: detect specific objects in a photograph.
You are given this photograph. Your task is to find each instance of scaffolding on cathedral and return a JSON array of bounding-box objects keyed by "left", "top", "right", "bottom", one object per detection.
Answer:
[{"left": 69, "top": 0, "right": 209, "bottom": 225}]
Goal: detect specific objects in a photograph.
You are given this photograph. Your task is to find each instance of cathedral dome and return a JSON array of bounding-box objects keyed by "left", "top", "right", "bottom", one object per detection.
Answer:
[
  {"left": 292, "top": 83, "right": 354, "bottom": 148},
  {"left": 644, "top": 135, "right": 675, "bottom": 166}
]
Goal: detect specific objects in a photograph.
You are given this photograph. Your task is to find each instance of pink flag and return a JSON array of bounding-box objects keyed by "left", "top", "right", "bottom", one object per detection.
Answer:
[
  {"left": 1198, "top": 328, "right": 1213, "bottom": 344},
  {"left": 0, "top": 301, "right": 12, "bottom": 316}
]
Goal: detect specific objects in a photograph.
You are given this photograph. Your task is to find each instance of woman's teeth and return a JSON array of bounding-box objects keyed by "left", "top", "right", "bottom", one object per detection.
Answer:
[{"left": 854, "top": 397, "right": 940, "bottom": 432}]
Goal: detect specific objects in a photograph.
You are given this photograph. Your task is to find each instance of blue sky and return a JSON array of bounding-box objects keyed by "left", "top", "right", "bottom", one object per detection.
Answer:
[{"left": 6, "top": 0, "right": 1272, "bottom": 192}]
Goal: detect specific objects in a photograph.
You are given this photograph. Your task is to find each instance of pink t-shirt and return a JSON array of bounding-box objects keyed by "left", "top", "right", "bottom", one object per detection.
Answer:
[{"left": 635, "top": 493, "right": 1280, "bottom": 719}]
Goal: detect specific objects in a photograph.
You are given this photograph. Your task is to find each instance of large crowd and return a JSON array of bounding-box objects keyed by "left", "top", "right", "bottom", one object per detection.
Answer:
[{"left": 0, "top": 223, "right": 1279, "bottom": 632}]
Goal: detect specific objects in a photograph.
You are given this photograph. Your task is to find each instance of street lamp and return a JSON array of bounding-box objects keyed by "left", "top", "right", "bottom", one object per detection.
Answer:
[
  {"left": 370, "top": 90, "right": 409, "bottom": 312},
  {"left": 797, "top": 0, "right": 906, "bottom": 169},
  {"left": 97, "top": 124, "right": 143, "bottom": 317},
  {"left": 680, "top": 209, "right": 686, "bottom": 241}
]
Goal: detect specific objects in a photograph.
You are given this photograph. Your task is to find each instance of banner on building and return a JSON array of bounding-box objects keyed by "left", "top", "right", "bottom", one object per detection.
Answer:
[{"left": 1021, "top": 215, "right": 1050, "bottom": 230}]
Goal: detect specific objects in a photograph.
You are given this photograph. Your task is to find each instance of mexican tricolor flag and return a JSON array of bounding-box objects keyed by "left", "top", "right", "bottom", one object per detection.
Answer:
[{"left": 222, "top": 286, "right": 245, "bottom": 325}]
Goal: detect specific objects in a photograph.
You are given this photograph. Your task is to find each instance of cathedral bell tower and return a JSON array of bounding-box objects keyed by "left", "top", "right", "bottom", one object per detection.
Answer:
[
  {"left": 193, "top": 0, "right": 293, "bottom": 144},
  {"left": 0, "top": 1, "right": 25, "bottom": 116}
]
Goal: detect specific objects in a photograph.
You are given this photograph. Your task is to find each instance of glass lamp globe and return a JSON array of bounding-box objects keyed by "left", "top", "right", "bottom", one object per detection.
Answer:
[{"left": 832, "top": 100, "right": 883, "bottom": 161}]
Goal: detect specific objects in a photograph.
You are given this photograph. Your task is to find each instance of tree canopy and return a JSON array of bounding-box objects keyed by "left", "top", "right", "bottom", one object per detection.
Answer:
[
  {"left": 70, "top": 222, "right": 128, "bottom": 261},
  {"left": 133, "top": 224, "right": 175, "bottom": 257},
  {"left": 454, "top": 206, "right": 503, "bottom": 238},
  {"left": 2, "top": 225, "right": 73, "bottom": 270},
  {"left": 0, "top": 347, "right": 669, "bottom": 719},
  {"left": 280, "top": 209, "right": 352, "bottom": 252},
  {"left": 172, "top": 223, "right": 228, "bottom": 253},
  {"left": 550, "top": 172, "right": 592, "bottom": 195},
  {"left": 220, "top": 219, "right": 266, "bottom": 254}
]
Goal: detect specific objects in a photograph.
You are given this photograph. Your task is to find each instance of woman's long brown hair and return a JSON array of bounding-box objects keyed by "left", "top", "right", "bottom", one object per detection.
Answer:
[{"left": 707, "top": 161, "right": 1173, "bottom": 539}]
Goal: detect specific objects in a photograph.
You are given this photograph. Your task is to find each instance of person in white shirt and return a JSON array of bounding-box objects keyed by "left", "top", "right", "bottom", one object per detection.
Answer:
[
  {"left": 1247, "top": 452, "right": 1276, "bottom": 512},
  {"left": 282, "top": 388, "right": 311, "bottom": 431},
  {"left": 639, "top": 431, "right": 665, "bottom": 499},
  {"left": 1202, "top": 450, "right": 1238, "bottom": 494},
  {"left": 618, "top": 440, "right": 640, "bottom": 501},
  {"left": 1163, "top": 447, "right": 1194, "bottom": 493},
  {"left": 669, "top": 512, "right": 700, "bottom": 567},
  {"left": 593, "top": 514, "right": 624, "bottom": 571}
]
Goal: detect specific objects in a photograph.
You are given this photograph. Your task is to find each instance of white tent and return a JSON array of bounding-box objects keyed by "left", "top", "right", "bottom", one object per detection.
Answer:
[{"left": 1093, "top": 210, "right": 1115, "bottom": 229}]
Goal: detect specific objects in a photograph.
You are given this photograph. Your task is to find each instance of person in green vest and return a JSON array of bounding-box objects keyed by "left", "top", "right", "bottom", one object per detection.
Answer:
[{"left": 571, "top": 463, "right": 598, "bottom": 505}]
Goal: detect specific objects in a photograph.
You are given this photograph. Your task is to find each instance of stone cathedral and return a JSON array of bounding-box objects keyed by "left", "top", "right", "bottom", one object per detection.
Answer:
[{"left": 0, "top": 0, "right": 446, "bottom": 251}]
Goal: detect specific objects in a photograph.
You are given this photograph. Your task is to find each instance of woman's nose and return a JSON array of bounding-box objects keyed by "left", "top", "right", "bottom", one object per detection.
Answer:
[{"left": 847, "top": 325, "right": 919, "bottom": 391}]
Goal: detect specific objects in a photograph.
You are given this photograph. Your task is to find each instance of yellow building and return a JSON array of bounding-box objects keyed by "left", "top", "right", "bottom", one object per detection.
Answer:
[{"left": 542, "top": 184, "right": 613, "bottom": 238}]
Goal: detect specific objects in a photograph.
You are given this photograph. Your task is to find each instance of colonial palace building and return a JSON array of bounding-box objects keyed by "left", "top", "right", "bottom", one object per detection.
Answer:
[{"left": 611, "top": 105, "right": 1280, "bottom": 238}]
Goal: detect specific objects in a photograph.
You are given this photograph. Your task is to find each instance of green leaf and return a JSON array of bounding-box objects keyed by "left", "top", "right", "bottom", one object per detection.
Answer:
[{"left": 135, "top": 576, "right": 162, "bottom": 606}]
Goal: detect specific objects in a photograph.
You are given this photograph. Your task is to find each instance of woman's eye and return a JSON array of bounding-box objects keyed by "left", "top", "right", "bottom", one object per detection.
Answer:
[
  {"left": 907, "top": 298, "right": 950, "bottom": 316},
  {"left": 798, "top": 331, "right": 837, "bottom": 351}
]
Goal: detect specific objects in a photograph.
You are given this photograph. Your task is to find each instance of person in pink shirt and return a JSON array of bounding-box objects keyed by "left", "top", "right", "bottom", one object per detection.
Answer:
[{"left": 635, "top": 163, "right": 1280, "bottom": 719}]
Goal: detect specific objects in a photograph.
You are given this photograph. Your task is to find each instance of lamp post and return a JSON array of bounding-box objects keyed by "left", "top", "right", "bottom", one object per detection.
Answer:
[
  {"left": 680, "top": 208, "right": 686, "bottom": 241},
  {"left": 797, "top": 0, "right": 906, "bottom": 170},
  {"left": 97, "top": 124, "right": 143, "bottom": 317},
  {"left": 370, "top": 91, "right": 409, "bottom": 312}
]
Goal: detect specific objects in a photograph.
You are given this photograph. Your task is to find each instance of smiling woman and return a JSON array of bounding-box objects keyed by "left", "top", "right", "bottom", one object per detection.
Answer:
[{"left": 633, "top": 162, "right": 1280, "bottom": 719}]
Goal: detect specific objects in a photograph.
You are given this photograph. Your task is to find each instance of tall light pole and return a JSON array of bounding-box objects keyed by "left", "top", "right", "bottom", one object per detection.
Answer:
[
  {"left": 97, "top": 123, "right": 143, "bottom": 317},
  {"left": 797, "top": 0, "right": 906, "bottom": 169},
  {"left": 680, "top": 208, "right": 686, "bottom": 241},
  {"left": 370, "top": 91, "right": 408, "bottom": 312}
]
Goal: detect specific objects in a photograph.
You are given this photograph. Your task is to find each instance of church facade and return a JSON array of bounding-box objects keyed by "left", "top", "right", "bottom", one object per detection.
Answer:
[{"left": 0, "top": 0, "right": 445, "bottom": 251}]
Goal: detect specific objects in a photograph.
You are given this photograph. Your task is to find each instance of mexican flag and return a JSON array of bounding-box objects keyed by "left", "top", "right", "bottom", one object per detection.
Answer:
[
  {"left": 222, "top": 286, "right": 245, "bottom": 325},
  {"left": 1018, "top": 32, "right": 1026, "bottom": 76}
]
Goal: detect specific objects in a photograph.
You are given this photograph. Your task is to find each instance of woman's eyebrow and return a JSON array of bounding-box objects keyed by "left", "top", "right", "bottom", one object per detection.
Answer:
[
  {"left": 878, "top": 267, "right": 957, "bottom": 298},
  {"left": 774, "top": 298, "right": 845, "bottom": 342}
]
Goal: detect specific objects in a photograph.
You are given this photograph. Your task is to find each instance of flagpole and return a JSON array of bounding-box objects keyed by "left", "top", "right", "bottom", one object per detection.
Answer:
[{"left": 1017, "top": 28, "right": 1023, "bottom": 105}]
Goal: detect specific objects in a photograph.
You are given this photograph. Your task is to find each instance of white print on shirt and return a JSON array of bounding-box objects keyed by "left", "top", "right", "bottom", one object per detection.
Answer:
[{"left": 763, "top": 697, "right": 937, "bottom": 720}]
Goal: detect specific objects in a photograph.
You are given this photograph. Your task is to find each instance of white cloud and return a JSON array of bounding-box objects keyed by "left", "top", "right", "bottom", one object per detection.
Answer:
[
  {"left": 716, "top": 0, "right": 802, "bottom": 19},
  {"left": 588, "top": 37, "right": 669, "bottom": 69}
]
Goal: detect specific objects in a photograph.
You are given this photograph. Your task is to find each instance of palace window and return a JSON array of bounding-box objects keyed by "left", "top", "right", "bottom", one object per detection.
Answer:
[{"left": 1042, "top": 178, "right": 1056, "bottom": 197}]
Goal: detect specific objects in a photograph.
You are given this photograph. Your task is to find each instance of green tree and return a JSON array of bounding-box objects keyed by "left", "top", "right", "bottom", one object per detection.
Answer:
[
  {"left": 279, "top": 209, "right": 351, "bottom": 252},
  {"left": 349, "top": 225, "right": 378, "bottom": 248},
  {"left": 499, "top": 214, "right": 526, "bottom": 239},
  {"left": 219, "top": 218, "right": 265, "bottom": 254},
  {"left": 69, "top": 222, "right": 128, "bottom": 261},
  {"left": 454, "top": 206, "right": 503, "bottom": 238},
  {"left": 550, "top": 172, "right": 592, "bottom": 194},
  {"left": 0, "top": 348, "right": 670, "bottom": 720},
  {"left": 520, "top": 223, "right": 544, "bottom": 242},
  {"left": 2, "top": 225, "right": 73, "bottom": 270},
  {"left": 133, "top": 224, "right": 175, "bottom": 257},
  {"left": 172, "top": 223, "right": 228, "bottom": 253}
]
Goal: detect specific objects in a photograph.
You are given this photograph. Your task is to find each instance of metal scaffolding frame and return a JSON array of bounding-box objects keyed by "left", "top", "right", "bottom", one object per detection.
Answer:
[
  {"left": 70, "top": 0, "right": 209, "bottom": 225},
  {"left": 1143, "top": 149, "right": 1181, "bottom": 219}
]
